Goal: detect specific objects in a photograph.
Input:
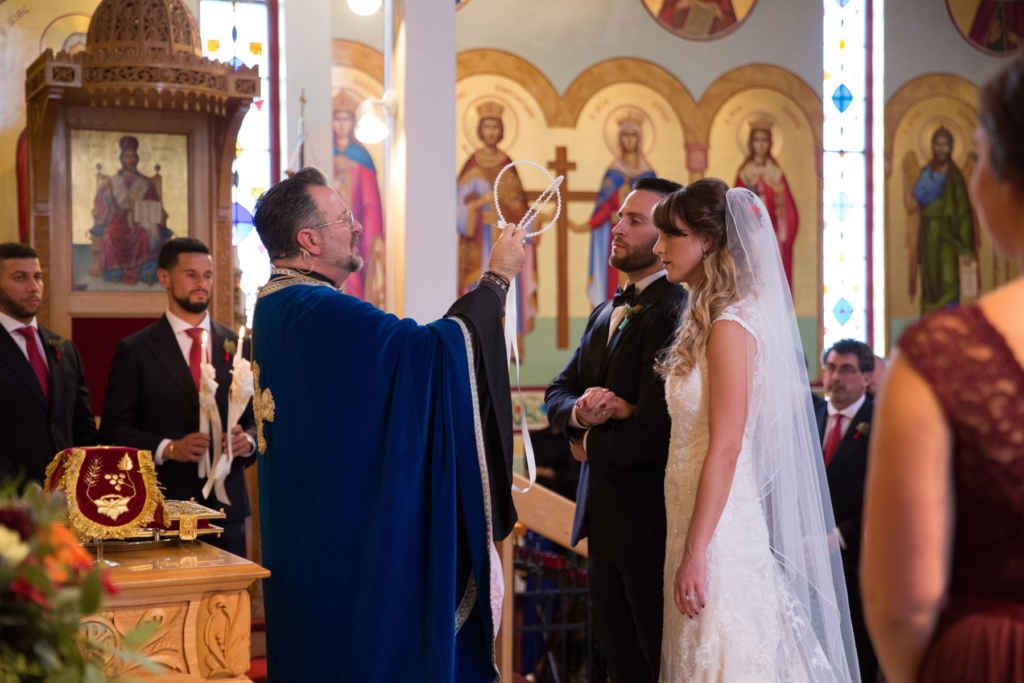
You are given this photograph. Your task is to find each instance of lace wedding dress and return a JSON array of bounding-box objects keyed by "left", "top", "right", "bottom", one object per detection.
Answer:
[{"left": 660, "top": 300, "right": 826, "bottom": 682}]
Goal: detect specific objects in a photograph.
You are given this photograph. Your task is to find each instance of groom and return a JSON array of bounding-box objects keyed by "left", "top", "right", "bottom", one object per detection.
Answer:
[{"left": 546, "top": 176, "right": 687, "bottom": 683}]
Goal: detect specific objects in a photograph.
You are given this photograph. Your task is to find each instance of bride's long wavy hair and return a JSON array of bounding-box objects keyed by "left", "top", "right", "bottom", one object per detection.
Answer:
[{"left": 654, "top": 178, "right": 738, "bottom": 378}]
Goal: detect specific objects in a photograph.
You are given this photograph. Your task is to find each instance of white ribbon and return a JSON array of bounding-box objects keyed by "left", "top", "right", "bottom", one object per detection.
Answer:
[
  {"left": 204, "top": 356, "right": 256, "bottom": 504},
  {"left": 493, "top": 162, "right": 563, "bottom": 494},
  {"left": 198, "top": 362, "right": 228, "bottom": 505}
]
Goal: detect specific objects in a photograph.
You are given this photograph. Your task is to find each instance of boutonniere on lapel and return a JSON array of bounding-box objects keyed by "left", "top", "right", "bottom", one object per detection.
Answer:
[
  {"left": 46, "top": 338, "right": 63, "bottom": 361},
  {"left": 222, "top": 339, "right": 237, "bottom": 364},
  {"left": 853, "top": 422, "right": 870, "bottom": 440},
  {"left": 619, "top": 304, "right": 645, "bottom": 332}
]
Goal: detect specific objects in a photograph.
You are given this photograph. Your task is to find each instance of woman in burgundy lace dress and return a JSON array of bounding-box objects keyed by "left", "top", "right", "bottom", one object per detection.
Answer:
[{"left": 862, "top": 57, "right": 1024, "bottom": 683}]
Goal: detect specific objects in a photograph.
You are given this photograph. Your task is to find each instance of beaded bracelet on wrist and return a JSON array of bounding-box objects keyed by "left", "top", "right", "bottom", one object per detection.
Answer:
[{"left": 481, "top": 271, "right": 510, "bottom": 293}]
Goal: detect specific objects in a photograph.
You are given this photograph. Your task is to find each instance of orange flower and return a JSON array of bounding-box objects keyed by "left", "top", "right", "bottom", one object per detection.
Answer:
[{"left": 39, "top": 523, "right": 91, "bottom": 584}]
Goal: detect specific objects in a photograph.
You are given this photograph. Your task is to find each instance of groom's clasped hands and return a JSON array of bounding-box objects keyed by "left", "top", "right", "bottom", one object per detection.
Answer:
[
  {"left": 576, "top": 387, "right": 635, "bottom": 426},
  {"left": 569, "top": 387, "right": 636, "bottom": 463}
]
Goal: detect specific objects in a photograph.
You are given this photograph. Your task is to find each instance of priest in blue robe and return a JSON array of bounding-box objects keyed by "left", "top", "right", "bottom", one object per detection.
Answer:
[{"left": 250, "top": 167, "right": 524, "bottom": 682}]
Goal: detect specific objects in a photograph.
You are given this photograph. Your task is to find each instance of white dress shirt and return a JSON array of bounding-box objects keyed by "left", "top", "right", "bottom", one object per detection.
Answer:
[
  {"left": 155, "top": 310, "right": 255, "bottom": 464},
  {"left": 570, "top": 269, "right": 668, "bottom": 441},
  {"left": 824, "top": 393, "right": 867, "bottom": 443},
  {"left": 0, "top": 309, "right": 49, "bottom": 370}
]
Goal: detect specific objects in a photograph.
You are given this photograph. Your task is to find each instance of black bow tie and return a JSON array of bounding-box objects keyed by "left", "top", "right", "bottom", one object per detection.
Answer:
[{"left": 612, "top": 284, "right": 637, "bottom": 308}]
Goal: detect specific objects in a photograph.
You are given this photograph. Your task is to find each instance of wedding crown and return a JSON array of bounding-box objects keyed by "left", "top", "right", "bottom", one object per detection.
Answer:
[{"left": 476, "top": 101, "right": 505, "bottom": 119}]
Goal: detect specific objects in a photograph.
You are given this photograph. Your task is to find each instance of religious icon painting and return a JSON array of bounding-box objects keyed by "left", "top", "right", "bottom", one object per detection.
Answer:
[
  {"left": 641, "top": 0, "right": 758, "bottom": 40},
  {"left": 946, "top": 0, "right": 1024, "bottom": 55},
  {"left": 69, "top": 130, "right": 187, "bottom": 292},
  {"left": 331, "top": 51, "right": 387, "bottom": 309},
  {"left": 456, "top": 78, "right": 545, "bottom": 346},
  {"left": 576, "top": 84, "right": 687, "bottom": 308},
  {"left": 705, "top": 86, "right": 821, "bottom": 379},
  {"left": 39, "top": 13, "right": 91, "bottom": 55},
  {"left": 885, "top": 76, "right": 1018, "bottom": 349}
]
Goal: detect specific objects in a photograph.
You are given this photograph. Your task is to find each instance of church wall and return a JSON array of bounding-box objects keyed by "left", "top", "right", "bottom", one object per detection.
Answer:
[
  {"left": 883, "top": 1, "right": 1019, "bottom": 349},
  {"left": 885, "top": 1, "right": 1005, "bottom": 101},
  {"left": 453, "top": 0, "right": 822, "bottom": 101},
  {"left": 330, "top": 0, "right": 824, "bottom": 392},
  {"left": 0, "top": 0, "right": 101, "bottom": 245}
]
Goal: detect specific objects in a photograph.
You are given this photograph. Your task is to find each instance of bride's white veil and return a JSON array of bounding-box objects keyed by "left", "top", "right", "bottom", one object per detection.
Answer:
[{"left": 726, "top": 187, "right": 860, "bottom": 681}]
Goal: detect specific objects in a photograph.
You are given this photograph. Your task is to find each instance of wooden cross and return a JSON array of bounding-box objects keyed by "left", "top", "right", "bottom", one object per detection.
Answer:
[{"left": 525, "top": 147, "right": 598, "bottom": 349}]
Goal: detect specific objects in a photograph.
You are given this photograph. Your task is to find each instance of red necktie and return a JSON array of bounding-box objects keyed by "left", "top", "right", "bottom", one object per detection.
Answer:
[
  {"left": 823, "top": 414, "right": 843, "bottom": 466},
  {"left": 15, "top": 327, "right": 50, "bottom": 402},
  {"left": 185, "top": 328, "right": 204, "bottom": 391}
]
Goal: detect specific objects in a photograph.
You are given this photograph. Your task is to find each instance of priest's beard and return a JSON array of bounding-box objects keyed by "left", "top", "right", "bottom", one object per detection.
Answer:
[
  {"left": 0, "top": 287, "right": 38, "bottom": 321},
  {"left": 609, "top": 234, "right": 660, "bottom": 273},
  {"left": 319, "top": 232, "right": 363, "bottom": 275},
  {"left": 173, "top": 288, "right": 210, "bottom": 314}
]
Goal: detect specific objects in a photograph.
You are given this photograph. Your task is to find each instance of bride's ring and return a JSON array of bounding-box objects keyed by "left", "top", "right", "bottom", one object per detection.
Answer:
[{"left": 684, "top": 595, "right": 695, "bottom": 601}]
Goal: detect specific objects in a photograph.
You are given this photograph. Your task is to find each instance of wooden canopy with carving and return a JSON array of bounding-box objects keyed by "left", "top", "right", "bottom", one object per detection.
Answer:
[{"left": 24, "top": 0, "right": 259, "bottom": 333}]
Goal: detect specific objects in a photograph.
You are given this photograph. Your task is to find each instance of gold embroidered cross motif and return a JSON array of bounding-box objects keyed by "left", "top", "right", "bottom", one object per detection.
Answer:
[{"left": 252, "top": 361, "right": 275, "bottom": 454}]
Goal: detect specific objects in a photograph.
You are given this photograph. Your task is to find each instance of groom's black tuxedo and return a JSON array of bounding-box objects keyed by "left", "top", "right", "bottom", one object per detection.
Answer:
[
  {"left": 546, "top": 275, "right": 686, "bottom": 683},
  {"left": 815, "top": 395, "right": 878, "bottom": 683}
]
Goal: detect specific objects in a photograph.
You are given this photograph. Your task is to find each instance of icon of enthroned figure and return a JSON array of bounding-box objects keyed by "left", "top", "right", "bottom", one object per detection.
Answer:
[
  {"left": 332, "top": 89, "right": 385, "bottom": 308},
  {"left": 90, "top": 136, "right": 173, "bottom": 286}
]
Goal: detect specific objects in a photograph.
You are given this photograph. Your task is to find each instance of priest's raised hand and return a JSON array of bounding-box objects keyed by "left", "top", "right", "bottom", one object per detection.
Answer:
[{"left": 248, "top": 167, "right": 521, "bottom": 683}]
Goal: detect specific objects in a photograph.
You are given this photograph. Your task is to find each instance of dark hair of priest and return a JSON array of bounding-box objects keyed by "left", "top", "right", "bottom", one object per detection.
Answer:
[
  {"left": 0, "top": 242, "right": 38, "bottom": 268},
  {"left": 157, "top": 237, "right": 210, "bottom": 271},
  {"left": 252, "top": 166, "right": 330, "bottom": 260},
  {"left": 980, "top": 56, "right": 1024, "bottom": 193},
  {"left": 633, "top": 175, "right": 683, "bottom": 197},
  {"left": 820, "top": 338, "right": 875, "bottom": 374}
]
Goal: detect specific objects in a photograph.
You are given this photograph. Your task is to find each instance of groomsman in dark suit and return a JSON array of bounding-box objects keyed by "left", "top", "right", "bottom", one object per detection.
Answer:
[
  {"left": 815, "top": 338, "right": 878, "bottom": 683},
  {"left": 0, "top": 243, "right": 98, "bottom": 484},
  {"left": 100, "top": 239, "right": 256, "bottom": 557},
  {"left": 546, "top": 177, "right": 687, "bottom": 683}
]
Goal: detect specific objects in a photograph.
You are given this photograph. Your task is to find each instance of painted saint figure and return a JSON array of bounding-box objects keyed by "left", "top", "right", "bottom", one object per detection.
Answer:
[
  {"left": 332, "top": 90, "right": 385, "bottom": 308},
  {"left": 735, "top": 119, "right": 799, "bottom": 290},
  {"left": 968, "top": 0, "right": 1024, "bottom": 54},
  {"left": 91, "top": 136, "right": 171, "bottom": 285},
  {"left": 904, "top": 127, "right": 977, "bottom": 314},
  {"left": 587, "top": 112, "right": 656, "bottom": 306},
  {"left": 456, "top": 101, "right": 538, "bottom": 338},
  {"left": 658, "top": 0, "right": 737, "bottom": 35}
]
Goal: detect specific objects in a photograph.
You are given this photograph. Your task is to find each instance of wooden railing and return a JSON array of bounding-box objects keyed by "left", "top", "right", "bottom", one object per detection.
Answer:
[{"left": 494, "top": 473, "right": 585, "bottom": 681}]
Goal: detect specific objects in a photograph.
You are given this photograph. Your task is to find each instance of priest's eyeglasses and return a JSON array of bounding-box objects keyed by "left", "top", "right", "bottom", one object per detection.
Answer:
[{"left": 307, "top": 210, "right": 355, "bottom": 231}]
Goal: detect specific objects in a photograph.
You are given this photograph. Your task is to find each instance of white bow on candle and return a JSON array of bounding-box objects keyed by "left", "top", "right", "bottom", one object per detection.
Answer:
[{"left": 204, "top": 325, "right": 255, "bottom": 504}]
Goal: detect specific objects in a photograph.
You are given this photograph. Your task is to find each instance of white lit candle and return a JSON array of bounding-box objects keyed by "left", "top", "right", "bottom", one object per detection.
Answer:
[
  {"left": 201, "top": 330, "right": 209, "bottom": 365},
  {"left": 235, "top": 325, "right": 245, "bottom": 364}
]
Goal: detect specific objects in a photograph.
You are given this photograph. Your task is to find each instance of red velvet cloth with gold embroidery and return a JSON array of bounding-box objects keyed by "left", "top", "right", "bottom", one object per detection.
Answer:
[{"left": 45, "top": 447, "right": 163, "bottom": 540}]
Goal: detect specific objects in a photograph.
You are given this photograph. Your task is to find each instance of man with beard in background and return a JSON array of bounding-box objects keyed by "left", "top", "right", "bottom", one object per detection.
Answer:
[{"left": 100, "top": 238, "right": 257, "bottom": 557}]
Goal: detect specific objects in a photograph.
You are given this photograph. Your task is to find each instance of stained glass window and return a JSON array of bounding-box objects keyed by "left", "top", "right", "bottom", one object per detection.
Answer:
[
  {"left": 200, "top": 0, "right": 275, "bottom": 326},
  {"left": 822, "top": 0, "right": 868, "bottom": 348}
]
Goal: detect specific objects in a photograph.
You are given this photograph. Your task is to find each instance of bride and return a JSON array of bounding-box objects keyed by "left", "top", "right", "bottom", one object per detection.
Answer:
[{"left": 651, "top": 179, "right": 860, "bottom": 681}]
